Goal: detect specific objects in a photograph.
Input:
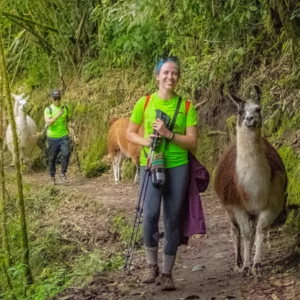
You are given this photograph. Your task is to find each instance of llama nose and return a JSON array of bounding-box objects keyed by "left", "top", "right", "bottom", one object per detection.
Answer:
[{"left": 246, "top": 116, "right": 253, "bottom": 122}]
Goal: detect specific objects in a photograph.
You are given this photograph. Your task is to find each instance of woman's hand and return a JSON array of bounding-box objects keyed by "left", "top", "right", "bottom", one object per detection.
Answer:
[
  {"left": 146, "top": 133, "right": 159, "bottom": 147},
  {"left": 152, "top": 118, "right": 171, "bottom": 138}
]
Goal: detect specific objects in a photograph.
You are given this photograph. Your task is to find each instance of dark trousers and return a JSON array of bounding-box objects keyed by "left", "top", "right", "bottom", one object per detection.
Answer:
[
  {"left": 47, "top": 136, "right": 70, "bottom": 177},
  {"left": 140, "top": 164, "right": 189, "bottom": 256}
]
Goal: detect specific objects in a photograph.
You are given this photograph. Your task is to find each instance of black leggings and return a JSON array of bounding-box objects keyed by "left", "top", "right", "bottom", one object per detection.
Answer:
[{"left": 140, "top": 164, "right": 189, "bottom": 256}]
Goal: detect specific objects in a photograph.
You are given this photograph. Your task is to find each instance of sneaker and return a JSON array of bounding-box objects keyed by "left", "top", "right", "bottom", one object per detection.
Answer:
[
  {"left": 60, "top": 174, "right": 69, "bottom": 184},
  {"left": 50, "top": 177, "right": 56, "bottom": 185},
  {"left": 141, "top": 264, "right": 159, "bottom": 283},
  {"left": 158, "top": 273, "right": 175, "bottom": 291}
]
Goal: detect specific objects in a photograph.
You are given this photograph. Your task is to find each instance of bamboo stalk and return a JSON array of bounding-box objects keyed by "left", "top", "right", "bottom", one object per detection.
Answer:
[
  {"left": 0, "top": 73, "right": 13, "bottom": 269},
  {"left": 2, "top": 11, "right": 59, "bottom": 33},
  {"left": 0, "top": 28, "right": 33, "bottom": 285},
  {"left": 3, "top": 14, "right": 55, "bottom": 53}
]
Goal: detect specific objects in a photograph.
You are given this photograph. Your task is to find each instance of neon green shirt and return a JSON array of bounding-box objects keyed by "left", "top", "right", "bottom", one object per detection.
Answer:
[
  {"left": 130, "top": 93, "right": 197, "bottom": 168},
  {"left": 44, "top": 104, "right": 69, "bottom": 138}
]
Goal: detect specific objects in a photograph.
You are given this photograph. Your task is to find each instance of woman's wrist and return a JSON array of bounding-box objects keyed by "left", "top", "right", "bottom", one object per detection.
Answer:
[{"left": 167, "top": 131, "right": 174, "bottom": 140}]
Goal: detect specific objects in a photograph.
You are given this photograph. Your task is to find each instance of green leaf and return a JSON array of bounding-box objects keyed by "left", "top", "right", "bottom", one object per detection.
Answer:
[
  {"left": 246, "top": 11, "right": 251, "bottom": 20},
  {"left": 237, "top": 47, "right": 245, "bottom": 56},
  {"left": 209, "top": 70, "right": 215, "bottom": 82},
  {"left": 249, "top": 6, "right": 257, "bottom": 11}
]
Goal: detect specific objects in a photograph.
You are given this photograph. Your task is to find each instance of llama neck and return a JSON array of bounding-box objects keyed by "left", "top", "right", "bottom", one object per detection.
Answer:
[
  {"left": 236, "top": 126, "right": 271, "bottom": 212},
  {"left": 18, "top": 109, "right": 27, "bottom": 124},
  {"left": 236, "top": 127, "right": 263, "bottom": 157}
]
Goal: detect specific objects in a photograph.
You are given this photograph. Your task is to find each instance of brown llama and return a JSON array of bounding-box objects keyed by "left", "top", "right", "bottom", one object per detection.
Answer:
[
  {"left": 214, "top": 85, "right": 287, "bottom": 276},
  {"left": 107, "top": 117, "right": 142, "bottom": 183}
]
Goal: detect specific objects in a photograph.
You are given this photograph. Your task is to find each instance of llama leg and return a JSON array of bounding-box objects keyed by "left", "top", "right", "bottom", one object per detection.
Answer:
[
  {"left": 227, "top": 209, "right": 243, "bottom": 269},
  {"left": 117, "top": 153, "right": 125, "bottom": 182},
  {"left": 112, "top": 155, "right": 120, "bottom": 183},
  {"left": 21, "top": 149, "right": 28, "bottom": 165},
  {"left": 133, "top": 164, "right": 140, "bottom": 183},
  {"left": 252, "top": 210, "right": 278, "bottom": 276},
  {"left": 113, "top": 152, "right": 124, "bottom": 183},
  {"left": 231, "top": 222, "right": 243, "bottom": 269},
  {"left": 233, "top": 209, "right": 254, "bottom": 276}
]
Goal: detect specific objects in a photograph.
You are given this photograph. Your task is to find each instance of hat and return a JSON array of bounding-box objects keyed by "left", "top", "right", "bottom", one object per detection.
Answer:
[{"left": 50, "top": 89, "right": 61, "bottom": 99}]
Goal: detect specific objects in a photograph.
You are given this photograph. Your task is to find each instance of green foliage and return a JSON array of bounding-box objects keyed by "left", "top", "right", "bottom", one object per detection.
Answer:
[
  {"left": 121, "top": 159, "right": 137, "bottom": 181},
  {"left": 2, "top": 0, "right": 299, "bottom": 89},
  {"left": 277, "top": 146, "right": 300, "bottom": 207},
  {"left": 70, "top": 249, "right": 123, "bottom": 286},
  {"left": 83, "top": 160, "right": 110, "bottom": 178},
  {"left": 82, "top": 59, "right": 104, "bottom": 81},
  {"left": 226, "top": 115, "right": 237, "bottom": 141},
  {"left": 196, "top": 124, "right": 229, "bottom": 185},
  {"left": 112, "top": 213, "right": 142, "bottom": 246},
  {"left": 0, "top": 180, "right": 137, "bottom": 299},
  {"left": 28, "top": 268, "right": 67, "bottom": 300}
]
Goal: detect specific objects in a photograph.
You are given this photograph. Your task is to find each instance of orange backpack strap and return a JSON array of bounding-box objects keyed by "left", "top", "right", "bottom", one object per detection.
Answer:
[
  {"left": 185, "top": 100, "right": 191, "bottom": 114},
  {"left": 144, "top": 94, "right": 151, "bottom": 112}
]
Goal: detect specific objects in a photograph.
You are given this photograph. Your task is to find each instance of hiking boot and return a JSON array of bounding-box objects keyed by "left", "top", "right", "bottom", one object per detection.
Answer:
[
  {"left": 141, "top": 264, "right": 159, "bottom": 283},
  {"left": 158, "top": 273, "right": 176, "bottom": 291},
  {"left": 60, "top": 174, "right": 69, "bottom": 184},
  {"left": 50, "top": 176, "right": 56, "bottom": 185}
]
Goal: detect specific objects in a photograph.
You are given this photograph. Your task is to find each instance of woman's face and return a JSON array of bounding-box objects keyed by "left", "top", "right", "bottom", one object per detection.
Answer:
[{"left": 156, "top": 61, "right": 180, "bottom": 92}]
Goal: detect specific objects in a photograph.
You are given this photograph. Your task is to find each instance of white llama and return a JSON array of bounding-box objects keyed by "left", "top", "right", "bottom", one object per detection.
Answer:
[{"left": 6, "top": 93, "right": 39, "bottom": 165}]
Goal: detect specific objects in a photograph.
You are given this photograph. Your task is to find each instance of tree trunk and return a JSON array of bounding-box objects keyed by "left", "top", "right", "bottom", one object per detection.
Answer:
[{"left": 0, "top": 28, "right": 33, "bottom": 285}]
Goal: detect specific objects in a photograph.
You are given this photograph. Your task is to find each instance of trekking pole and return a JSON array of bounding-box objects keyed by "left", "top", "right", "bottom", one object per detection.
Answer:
[
  {"left": 123, "top": 135, "right": 158, "bottom": 274},
  {"left": 123, "top": 167, "right": 151, "bottom": 274},
  {"left": 69, "top": 122, "right": 81, "bottom": 173}
]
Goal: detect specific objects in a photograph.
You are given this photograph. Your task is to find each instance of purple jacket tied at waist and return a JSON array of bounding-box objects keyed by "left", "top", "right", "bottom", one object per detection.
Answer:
[{"left": 180, "top": 152, "right": 210, "bottom": 245}]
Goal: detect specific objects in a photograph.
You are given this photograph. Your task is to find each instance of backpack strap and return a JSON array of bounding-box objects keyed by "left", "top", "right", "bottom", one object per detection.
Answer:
[
  {"left": 185, "top": 100, "right": 191, "bottom": 114},
  {"left": 48, "top": 106, "right": 52, "bottom": 115},
  {"left": 144, "top": 94, "right": 151, "bottom": 112}
]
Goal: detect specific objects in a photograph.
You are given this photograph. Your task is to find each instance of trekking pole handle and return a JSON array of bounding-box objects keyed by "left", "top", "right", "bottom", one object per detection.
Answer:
[{"left": 150, "top": 129, "right": 158, "bottom": 150}]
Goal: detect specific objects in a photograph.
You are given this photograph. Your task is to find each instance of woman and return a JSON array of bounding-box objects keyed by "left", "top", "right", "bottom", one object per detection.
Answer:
[{"left": 127, "top": 57, "right": 198, "bottom": 290}]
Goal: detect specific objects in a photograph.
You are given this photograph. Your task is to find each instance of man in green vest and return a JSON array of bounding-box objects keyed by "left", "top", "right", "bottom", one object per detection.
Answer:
[{"left": 44, "top": 89, "right": 71, "bottom": 185}]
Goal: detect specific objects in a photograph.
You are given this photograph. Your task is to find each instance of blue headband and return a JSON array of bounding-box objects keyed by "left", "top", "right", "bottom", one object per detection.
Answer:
[{"left": 156, "top": 58, "right": 180, "bottom": 74}]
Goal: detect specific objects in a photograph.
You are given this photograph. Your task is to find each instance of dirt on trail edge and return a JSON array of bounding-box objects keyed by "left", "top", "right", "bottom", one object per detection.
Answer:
[{"left": 27, "top": 170, "right": 300, "bottom": 300}]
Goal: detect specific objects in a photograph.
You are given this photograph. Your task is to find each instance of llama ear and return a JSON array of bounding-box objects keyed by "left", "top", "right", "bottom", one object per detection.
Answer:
[
  {"left": 24, "top": 95, "right": 30, "bottom": 102},
  {"left": 11, "top": 93, "right": 17, "bottom": 100},
  {"left": 228, "top": 93, "right": 245, "bottom": 108},
  {"left": 254, "top": 85, "right": 261, "bottom": 105}
]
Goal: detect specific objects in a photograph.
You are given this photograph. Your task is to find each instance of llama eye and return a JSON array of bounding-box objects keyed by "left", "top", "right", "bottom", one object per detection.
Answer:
[{"left": 255, "top": 107, "right": 261, "bottom": 113}]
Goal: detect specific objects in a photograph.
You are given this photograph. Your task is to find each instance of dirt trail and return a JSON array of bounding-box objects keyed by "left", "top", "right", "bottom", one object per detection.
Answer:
[{"left": 26, "top": 169, "right": 300, "bottom": 300}]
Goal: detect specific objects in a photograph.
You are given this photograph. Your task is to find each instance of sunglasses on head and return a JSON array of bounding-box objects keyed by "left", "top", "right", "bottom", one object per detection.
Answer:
[
  {"left": 156, "top": 56, "right": 180, "bottom": 74},
  {"left": 158, "top": 56, "right": 180, "bottom": 64}
]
